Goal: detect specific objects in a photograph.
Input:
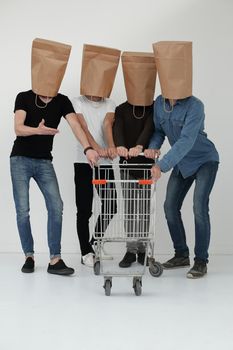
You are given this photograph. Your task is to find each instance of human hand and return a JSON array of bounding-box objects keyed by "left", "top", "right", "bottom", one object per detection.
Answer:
[
  {"left": 117, "top": 146, "right": 128, "bottom": 159},
  {"left": 37, "top": 119, "right": 59, "bottom": 135},
  {"left": 95, "top": 147, "right": 109, "bottom": 158},
  {"left": 86, "top": 149, "right": 99, "bottom": 167},
  {"left": 107, "top": 147, "right": 118, "bottom": 160},
  {"left": 128, "top": 145, "right": 143, "bottom": 158},
  {"left": 144, "top": 149, "right": 161, "bottom": 159},
  {"left": 151, "top": 164, "right": 161, "bottom": 182}
]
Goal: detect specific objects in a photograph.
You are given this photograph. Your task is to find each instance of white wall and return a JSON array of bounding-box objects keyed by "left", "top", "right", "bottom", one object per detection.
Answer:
[{"left": 0, "top": 0, "right": 232, "bottom": 256}]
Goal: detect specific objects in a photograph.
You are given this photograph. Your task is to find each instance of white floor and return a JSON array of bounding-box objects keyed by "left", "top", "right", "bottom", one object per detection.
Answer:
[{"left": 0, "top": 253, "right": 232, "bottom": 350}]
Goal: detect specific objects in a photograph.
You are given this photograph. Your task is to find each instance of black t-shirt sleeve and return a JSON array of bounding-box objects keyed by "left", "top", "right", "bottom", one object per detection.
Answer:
[
  {"left": 61, "top": 96, "right": 75, "bottom": 118},
  {"left": 136, "top": 115, "right": 155, "bottom": 148},
  {"left": 14, "top": 92, "right": 27, "bottom": 113}
]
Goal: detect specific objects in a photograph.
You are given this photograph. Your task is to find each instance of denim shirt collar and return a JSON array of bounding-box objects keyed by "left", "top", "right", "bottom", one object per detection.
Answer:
[{"left": 164, "top": 96, "right": 191, "bottom": 106}]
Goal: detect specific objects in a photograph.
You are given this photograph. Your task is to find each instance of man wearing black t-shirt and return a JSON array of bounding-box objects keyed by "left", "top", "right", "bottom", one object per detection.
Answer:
[{"left": 10, "top": 90, "right": 99, "bottom": 275}]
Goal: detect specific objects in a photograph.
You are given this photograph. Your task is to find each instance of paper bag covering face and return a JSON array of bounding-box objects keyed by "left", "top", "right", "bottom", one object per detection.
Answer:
[
  {"left": 153, "top": 41, "right": 192, "bottom": 99},
  {"left": 80, "top": 44, "right": 121, "bottom": 98},
  {"left": 31, "top": 38, "right": 71, "bottom": 97},
  {"left": 121, "top": 52, "right": 157, "bottom": 106}
]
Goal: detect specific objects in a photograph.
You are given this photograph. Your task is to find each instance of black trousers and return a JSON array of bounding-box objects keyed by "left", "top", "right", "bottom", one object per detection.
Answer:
[{"left": 74, "top": 163, "right": 117, "bottom": 255}]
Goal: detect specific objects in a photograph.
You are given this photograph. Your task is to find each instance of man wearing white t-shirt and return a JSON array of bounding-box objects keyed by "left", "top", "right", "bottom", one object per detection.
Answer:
[{"left": 72, "top": 95, "right": 118, "bottom": 267}]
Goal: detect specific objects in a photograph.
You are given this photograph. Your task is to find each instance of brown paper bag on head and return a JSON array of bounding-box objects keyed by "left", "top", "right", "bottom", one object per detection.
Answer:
[
  {"left": 80, "top": 44, "right": 121, "bottom": 98},
  {"left": 121, "top": 52, "right": 157, "bottom": 106},
  {"left": 31, "top": 38, "right": 71, "bottom": 97},
  {"left": 153, "top": 41, "right": 192, "bottom": 100}
]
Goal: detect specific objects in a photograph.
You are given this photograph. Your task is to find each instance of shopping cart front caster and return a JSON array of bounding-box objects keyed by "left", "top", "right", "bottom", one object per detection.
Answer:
[
  {"left": 94, "top": 260, "right": 100, "bottom": 275},
  {"left": 103, "top": 278, "right": 112, "bottom": 296},
  {"left": 149, "top": 261, "right": 163, "bottom": 277},
  {"left": 133, "top": 277, "right": 142, "bottom": 296}
]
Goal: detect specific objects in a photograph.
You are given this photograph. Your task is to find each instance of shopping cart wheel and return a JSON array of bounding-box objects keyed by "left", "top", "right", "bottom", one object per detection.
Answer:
[
  {"left": 94, "top": 260, "right": 100, "bottom": 275},
  {"left": 133, "top": 277, "right": 142, "bottom": 296},
  {"left": 104, "top": 278, "right": 112, "bottom": 296},
  {"left": 149, "top": 261, "right": 163, "bottom": 277}
]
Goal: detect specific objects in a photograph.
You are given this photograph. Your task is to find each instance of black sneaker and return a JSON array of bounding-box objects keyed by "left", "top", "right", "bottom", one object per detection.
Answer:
[
  {"left": 119, "top": 252, "right": 136, "bottom": 268},
  {"left": 162, "top": 255, "right": 190, "bottom": 269},
  {"left": 137, "top": 252, "right": 149, "bottom": 266},
  {"left": 47, "top": 259, "right": 74, "bottom": 276},
  {"left": 187, "top": 260, "right": 207, "bottom": 279},
  {"left": 21, "top": 257, "right": 35, "bottom": 273}
]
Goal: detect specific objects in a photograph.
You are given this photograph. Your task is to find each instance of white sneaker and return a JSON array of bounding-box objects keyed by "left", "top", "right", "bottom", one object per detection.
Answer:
[{"left": 81, "top": 253, "right": 94, "bottom": 267}]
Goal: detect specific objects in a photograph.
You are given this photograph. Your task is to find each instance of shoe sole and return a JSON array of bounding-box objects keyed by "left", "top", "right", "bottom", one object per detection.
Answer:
[
  {"left": 47, "top": 269, "right": 74, "bottom": 276},
  {"left": 162, "top": 265, "right": 190, "bottom": 270},
  {"left": 21, "top": 268, "right": 34, "bottom": 273},
  {"left": 187, "top": 272, "right": 207, "bottom": 279},
  {"left": 119, "top": 262, "right": 136, "bottom": 268}
]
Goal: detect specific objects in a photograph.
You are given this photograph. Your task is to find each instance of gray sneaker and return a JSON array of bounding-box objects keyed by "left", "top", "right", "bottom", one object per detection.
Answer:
[
  {"left": 187, "top": 260, "right": 207, "bottom": 279},
  {"left": 162, "top": 255, "right": 190, "bottom": 269}
]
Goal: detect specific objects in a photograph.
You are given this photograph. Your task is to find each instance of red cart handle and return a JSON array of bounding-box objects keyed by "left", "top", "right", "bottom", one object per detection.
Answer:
[{"left": 92, "top": 179, "right": 107, "bottom": 185}]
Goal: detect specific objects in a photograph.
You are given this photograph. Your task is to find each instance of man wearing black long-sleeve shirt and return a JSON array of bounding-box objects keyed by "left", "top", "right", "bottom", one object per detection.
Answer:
[{"left": 113, "top": 51, "right": 158, "bottom": 268}]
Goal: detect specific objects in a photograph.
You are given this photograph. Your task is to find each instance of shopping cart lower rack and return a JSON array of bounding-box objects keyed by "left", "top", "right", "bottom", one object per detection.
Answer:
[{"left": 92, "top": 163, "right": 163, "bottom": 296}]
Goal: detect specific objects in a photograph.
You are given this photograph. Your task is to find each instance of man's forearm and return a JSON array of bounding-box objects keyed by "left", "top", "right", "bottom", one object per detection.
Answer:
[
  {"left": 71, "top": 122, "right": 91, "bottom": 149},
  {"left": 83, "top": 128, "right": 101, "bottom": 150},
  {"left": 104, "top": 123, "right": 115, "bottom": 148},
  {"left": 15, "top": 125, "right": 39, "bottom": 137}
]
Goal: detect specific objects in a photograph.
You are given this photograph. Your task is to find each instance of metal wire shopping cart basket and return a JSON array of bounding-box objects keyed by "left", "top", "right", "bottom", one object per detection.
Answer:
[{"left": 92, "top": 162, "right": 163, "bottom": 296}]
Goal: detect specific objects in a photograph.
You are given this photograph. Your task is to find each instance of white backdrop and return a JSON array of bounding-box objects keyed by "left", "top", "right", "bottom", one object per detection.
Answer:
[{"left": 0, "top": 0, "right": 232, "bottom": 257}]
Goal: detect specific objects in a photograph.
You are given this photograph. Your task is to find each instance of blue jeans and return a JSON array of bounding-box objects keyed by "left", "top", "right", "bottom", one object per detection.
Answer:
[
  {"left": 10, "top": 156, "right": 63, "bottom": 258},
  {"left": 164, "top": 161, "right": 219, "bottom": 262}
]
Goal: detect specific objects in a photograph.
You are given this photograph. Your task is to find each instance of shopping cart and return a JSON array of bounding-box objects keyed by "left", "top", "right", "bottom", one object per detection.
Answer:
[{"left": 92, "top": 161, "right": 163, "bottom": 296}]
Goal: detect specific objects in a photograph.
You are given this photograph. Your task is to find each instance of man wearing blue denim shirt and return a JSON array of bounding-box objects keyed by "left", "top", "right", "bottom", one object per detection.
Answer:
[{"left": 145, "top": 41, "right": 219, "bottom": 278}]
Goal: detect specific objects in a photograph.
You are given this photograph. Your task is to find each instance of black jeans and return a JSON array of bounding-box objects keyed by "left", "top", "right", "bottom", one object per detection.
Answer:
[{"left": 74, "top": 163, "right": 117, "bottom": 255}]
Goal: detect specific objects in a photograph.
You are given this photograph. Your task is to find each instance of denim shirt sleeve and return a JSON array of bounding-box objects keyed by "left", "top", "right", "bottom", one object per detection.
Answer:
[
  {"left": 148, "top": 104, "right": 165, "bottom": 149},
  {"left": 157, "top": 100, "right": 204, "bottom": 172}
]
